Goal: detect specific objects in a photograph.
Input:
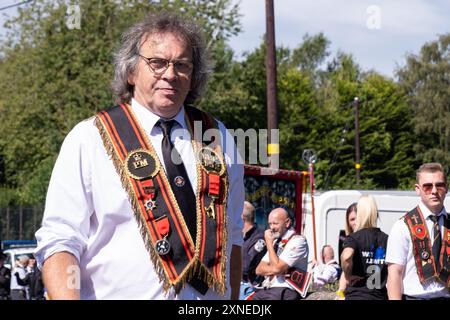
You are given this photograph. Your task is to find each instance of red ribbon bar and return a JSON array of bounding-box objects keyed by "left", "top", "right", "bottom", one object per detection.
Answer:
[
  {"left": 208, "top": 173, "right": 220, "bottom": 196},
  {"left": 155, "top": 215, "right": 170, "bottom": 236},
  {"left": 142, "top": 179, "right": 156, "bottom": 197}
]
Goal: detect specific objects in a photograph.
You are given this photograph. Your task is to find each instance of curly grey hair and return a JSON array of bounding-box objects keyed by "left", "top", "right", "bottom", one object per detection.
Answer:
[{"left": 111, "top": 12, "right": 212, "bottom": 105}]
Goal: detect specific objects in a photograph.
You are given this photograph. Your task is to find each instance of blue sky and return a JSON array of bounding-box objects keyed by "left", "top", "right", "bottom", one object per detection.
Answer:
[
  {"left": 1, "top": 0, "right": 449, "bottom": 78},
  {"left": 229, "top": 0, "right": 450, "bottom": 78}
]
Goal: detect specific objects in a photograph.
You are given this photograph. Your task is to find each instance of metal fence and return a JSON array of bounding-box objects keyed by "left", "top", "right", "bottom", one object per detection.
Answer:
[{"left": 0, "top": 206, "right": 43, "bottom": 241}]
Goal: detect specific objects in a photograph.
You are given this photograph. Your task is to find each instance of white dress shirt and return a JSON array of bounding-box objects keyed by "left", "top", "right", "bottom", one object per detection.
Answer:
[
  {"left": 35, "top": 99, "right": 244, "bottom": 300},
  {"left": 10, "top": 265, "right": 28, "bottom": 291},
  {"left": 386, "top": 201, "right": 450, "bottom": 298},
  {"left": 260, "top": 229, "right": 309, "bottom": 289}
]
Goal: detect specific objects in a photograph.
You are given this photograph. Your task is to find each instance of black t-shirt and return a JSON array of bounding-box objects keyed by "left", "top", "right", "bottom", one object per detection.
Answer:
[{"left": 343, "top": 227, "right": 388, "bottom": 300}]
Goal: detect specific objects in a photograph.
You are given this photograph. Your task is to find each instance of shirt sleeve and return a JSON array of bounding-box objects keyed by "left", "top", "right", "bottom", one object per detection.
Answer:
[
  {"left": 385, "top": 219, "right": 410, "bottom": 266},
  {"left": 219, "top": 121, "right": 244, "bottom": 247},
  {"left": 34, "top": 120, "right": 95, "bottom": 269},
  {"left": 343, "top": 234, "right": 357, "bottom": 250}
]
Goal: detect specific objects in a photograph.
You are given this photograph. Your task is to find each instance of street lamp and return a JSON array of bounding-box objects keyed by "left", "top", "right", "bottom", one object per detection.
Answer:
[{"left": 354, "top": 97, "right": 361, "bottom": 186}]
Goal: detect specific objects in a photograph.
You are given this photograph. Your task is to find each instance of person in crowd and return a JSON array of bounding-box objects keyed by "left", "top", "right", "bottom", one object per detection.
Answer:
[
  {"left": 242, "top": 201, "right": 266, "bottom": 284},
  {"left": 240, "top": 201, "right": 266, "bottom": 299},
  {"left": 312, "top": 245, "right": 341, "bottom": 287},
  {"left": 28, "top": 256, "right": 45, "bottom": 300},
  {"left": 10, "top": 255, "right": 30, "bottom": 300},
  {"left": 338, "top": 203, "right": 357, "bottom": 261},
  {"left": 336, "top": 202, "right": 357, "bottom": 299},
  {"left": 252, "top": 207, "right": 309, "bottom": 300},
  {"left": 0, "top": 250, "right": 11, "bottom": 300},
  {"left": 34, "top": 12, "right": 244, "bottom": 300},
  {"left": 340, "top": 195, "right": 388, "bottom": 300},
  {"left": 386, "top": 163, "right": 450, "bottom": 300}
]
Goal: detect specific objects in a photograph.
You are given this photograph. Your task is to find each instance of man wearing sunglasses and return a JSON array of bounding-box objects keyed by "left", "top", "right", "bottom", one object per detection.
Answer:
[{"left": 386, "top": 163, "right": 450, "bottom": 300}]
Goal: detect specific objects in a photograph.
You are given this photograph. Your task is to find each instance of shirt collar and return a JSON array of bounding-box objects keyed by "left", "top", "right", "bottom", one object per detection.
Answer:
[
  {"left": 130, "top": 98, "right": 188, "bottom": 133},
  {"left": 280, "top": 228, "right": 296, "bottom": 241},
  {"left": 325, "top": 259, "right": 338, "bottom": 266},
  {"left": 243, "top": 224, "right": 257, "bottom": 241},
  {"left": 418, "top": 201, "right": 447, "bottom": 220}
]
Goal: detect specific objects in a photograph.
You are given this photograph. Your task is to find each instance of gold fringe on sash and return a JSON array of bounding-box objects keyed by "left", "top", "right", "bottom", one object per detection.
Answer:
[{"left": 94, "top": 116, "right": 172, "bottom": 293}]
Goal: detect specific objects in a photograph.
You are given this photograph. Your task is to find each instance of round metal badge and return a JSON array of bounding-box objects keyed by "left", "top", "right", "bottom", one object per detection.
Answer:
[
  {"left": 125, "top": 149, "right": 160, "bottom": 180},
  {"left": 421, "top": 250, "right": 430, "bottom": 260},
  {"left": 174, "top": 176, "right": 185, "bottom": 187},
  {"left": 155, "top": 238, "right": 171, "bottom": 256},
  {"left": 198, "top": 147, "right": 225, "bottom": 176}
]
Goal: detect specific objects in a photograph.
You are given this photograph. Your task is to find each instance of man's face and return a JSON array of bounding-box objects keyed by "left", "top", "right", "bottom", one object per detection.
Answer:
[
  {"left": 128, "top": 32, "right": 193, "bottom": 118},
  {"left": 415, "top": 171, "right": 447, "bottom": 213},
  {"left": 268, "top": 211, "right": 290, "bottom": 239}
]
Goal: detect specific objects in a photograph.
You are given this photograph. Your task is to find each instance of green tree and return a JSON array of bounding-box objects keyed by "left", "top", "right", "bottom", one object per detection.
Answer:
[
  {"left": 397, "top": 33, "right": 450, "bottom": 172},
  {"left": 0, "top": 0, "right": 242, "bottom": 205}
]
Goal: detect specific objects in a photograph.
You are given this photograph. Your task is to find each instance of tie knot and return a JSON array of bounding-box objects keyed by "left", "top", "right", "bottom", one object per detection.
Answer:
[
  {"left": 429, "top": 214, "right": 440, "bottom": 223},
  {"left": 158, "top": 120, "right": 177, "bottom": 137}
]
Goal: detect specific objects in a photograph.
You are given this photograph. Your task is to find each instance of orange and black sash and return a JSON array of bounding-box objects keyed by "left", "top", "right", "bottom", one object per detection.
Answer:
[
  {"left": 95, "top": 103, "right": 229, "bottom": 295},
  {"left": 403, "top": 207, "right": 450, "bottom": 287}
]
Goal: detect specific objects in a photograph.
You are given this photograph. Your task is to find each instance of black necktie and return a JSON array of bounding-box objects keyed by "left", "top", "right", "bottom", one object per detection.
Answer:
[
  {"left": 158, "top": 120, "right": 197, "bottom": 239},
  {"left": 429, "top": 214, "right": 442, "bottom": 270},
  {"left": 158, "top": 120, "right": 208, "bottom": 295}
]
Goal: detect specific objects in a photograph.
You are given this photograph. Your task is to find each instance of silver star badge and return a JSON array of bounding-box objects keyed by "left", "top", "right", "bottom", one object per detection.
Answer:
[{"left": 144, "top": 199, "right": 157, "bottom": 211}]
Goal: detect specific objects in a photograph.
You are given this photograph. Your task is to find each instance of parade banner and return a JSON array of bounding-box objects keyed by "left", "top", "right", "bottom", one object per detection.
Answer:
[{"left": 244, "top": 165, "right": 304, "bottom": 233}]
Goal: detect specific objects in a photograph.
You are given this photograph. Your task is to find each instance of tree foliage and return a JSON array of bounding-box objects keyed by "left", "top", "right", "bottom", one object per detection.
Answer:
[
  {"left": 0, "top": 0, "right": 241, "bottom": 205},
  {"left": 0, "top": 0, "right": 447, "bottom": 208},
  {"left": 397, "top": 34, "right": 450, "bottom": 173}
]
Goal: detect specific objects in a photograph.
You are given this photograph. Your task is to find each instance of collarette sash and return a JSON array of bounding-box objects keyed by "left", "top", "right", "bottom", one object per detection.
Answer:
[
  {"left": 403, "top": 206, "right": 450, "bottom": 287},
  {"left": 94, "top": 103, "right": 229, "bottom": 295}
]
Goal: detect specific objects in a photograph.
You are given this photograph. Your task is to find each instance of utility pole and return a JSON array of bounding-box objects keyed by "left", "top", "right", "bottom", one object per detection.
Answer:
[
  {"left": 354, "top": 97, "right": 361, "bottom": 185},
  {"left": 265, "top": 0, "right": 279, "bottom": 168}
]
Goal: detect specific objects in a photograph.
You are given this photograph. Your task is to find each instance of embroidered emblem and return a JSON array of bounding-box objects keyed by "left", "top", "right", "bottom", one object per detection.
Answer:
[
  {"left": 254, "top": 239, "right": 266, "bottom": 252},
  {"left": 198, "top": 147, "right": 225, "bottom": 176},
  {"left": 125, "top": 149, "right": 160, "bottom": 180},
  {"left": 413, "top": 225, "right": 426, "bottom": 240}
]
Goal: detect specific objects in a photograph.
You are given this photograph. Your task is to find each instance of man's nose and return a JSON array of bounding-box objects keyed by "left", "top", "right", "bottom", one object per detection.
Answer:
[
  {"left": 162, "top": 63, "right": 177, "bottom": 80},
  {"left": 431, "top": 184, "right": 439, "bottom": 193}
]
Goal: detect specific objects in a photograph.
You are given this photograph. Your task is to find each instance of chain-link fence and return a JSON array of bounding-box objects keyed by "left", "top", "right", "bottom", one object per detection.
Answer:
[{"left": 0, "top": 206, "right": 43, "bottom": 241}]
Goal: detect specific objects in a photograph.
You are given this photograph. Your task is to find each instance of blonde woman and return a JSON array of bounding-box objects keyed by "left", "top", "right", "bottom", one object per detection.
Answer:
[{"left": 340, "top": 195, "right": 389, "bottom": 300}]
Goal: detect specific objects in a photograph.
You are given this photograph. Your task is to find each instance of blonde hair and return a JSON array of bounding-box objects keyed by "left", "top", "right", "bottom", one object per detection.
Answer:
[
  {"left": 416, "top": 162, "right": 446, "bottom": 183},
  {"left": 355, "top": 195, "right": 378, "bottom": 231}
]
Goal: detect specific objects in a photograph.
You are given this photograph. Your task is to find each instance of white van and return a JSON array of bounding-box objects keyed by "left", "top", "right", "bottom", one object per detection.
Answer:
[
  {"left": 3, "top": 247, "right": 37, "bottom": 270},
  {"left": 301, "top": 190, "right": 450, "bottom": 263}
]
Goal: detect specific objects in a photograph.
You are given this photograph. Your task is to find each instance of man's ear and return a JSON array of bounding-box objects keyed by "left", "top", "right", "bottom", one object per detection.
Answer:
[
  {"left": 128, "top": 72, "right": 135, "bottom": 85},
  {"left": 415, "top": 184, "right": 421, "bottom": 196},
  {"left": 286, "top": 218, "right": 292, "bottom": 228}
]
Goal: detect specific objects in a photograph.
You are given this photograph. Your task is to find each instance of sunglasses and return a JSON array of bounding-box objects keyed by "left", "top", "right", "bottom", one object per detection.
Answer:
[{"left": 420, "top": 182, "right": 447, "bottom": 194}]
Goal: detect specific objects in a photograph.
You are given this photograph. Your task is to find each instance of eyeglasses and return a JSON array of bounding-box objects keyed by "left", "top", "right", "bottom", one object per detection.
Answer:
[
  {"left": 420, "top": 182, "right": 447, "bottom": 194},
  {"left": 139, "top": 55, "right": 193, "bottom": 76}
]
